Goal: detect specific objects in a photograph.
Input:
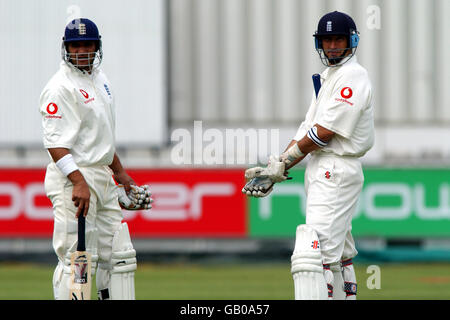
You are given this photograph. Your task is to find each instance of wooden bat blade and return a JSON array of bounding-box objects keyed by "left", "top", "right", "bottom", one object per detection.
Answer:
[{"left": 69, "top": 250, "right": 92, "bottom": 300}]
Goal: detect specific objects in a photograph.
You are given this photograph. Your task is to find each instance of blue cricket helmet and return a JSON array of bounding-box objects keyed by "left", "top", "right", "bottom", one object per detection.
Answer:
[
  {"left": 63, "top": 18, "right": 101, "bottom": 43},
  {"left": 61, "top": 18, "right": 103, "bottom": 71},
  {"left": 313, "top": 11, "right": 359, "bottom": 67}
]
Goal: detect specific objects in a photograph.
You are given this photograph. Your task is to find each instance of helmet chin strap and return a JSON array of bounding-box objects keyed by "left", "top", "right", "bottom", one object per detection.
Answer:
[
  {"left": 326, "top": 48, "right": 350, "bottom": 66},
  {"left": 317, "top": 47, "right": 355, "bottom": 67}
]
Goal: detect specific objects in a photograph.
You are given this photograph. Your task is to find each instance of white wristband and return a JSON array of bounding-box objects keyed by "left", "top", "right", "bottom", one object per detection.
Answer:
[
  {"left": 55, "top": 154, "right": 79, "bottom": 176},
  {"left": 287, "top": 143, "right": 304, "bottom": 159},
  {"left": 281, "top": 144, "right": 305, "bottom": 165}
]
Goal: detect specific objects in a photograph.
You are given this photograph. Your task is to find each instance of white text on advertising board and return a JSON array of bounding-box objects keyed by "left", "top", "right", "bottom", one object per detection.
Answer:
[
  {"left": 0, "top": 182, "right": 235, "bottom": 221},
  {"left": 258, "top": 183, "right": 450, "bottom": 220}
]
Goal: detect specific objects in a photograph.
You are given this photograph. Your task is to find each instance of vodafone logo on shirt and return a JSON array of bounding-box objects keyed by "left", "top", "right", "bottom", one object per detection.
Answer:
[
  {"left": 335, "top": 86, "right": 354, "bottom": 106},
  {"left": 340, "top": 87, "right": 353, "bottom": 99},
  {"left": 45, "top": 102, "right": 62, "bottom": 119},
  {"left": 80, "top": 89, "right": 95, "bottom": 104},
  {"left": 79, "top": 89, "right": 89, "bottom": 99},
  {"left": 46, "top": 102, "right": 58, "bottom": 114}
]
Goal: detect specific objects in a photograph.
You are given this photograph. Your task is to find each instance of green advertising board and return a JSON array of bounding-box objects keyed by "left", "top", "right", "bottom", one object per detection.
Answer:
[{"left": 249, "top": 168, "right": 450, "bottom": 238}]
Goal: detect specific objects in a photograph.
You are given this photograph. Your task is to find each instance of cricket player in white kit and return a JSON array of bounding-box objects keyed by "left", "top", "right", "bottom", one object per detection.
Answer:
[
  {"left": 40, "top": 18, "right": 152, "bottom": 300},
  {"left": 243, "top": 11, "right": 374, "bottom": 300}
]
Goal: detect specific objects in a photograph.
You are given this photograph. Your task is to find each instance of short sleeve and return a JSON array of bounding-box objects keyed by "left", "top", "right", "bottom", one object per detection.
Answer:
[
  {"left": 40, "top": 86, "right": 81, "bottom": 149},
  {"left": 317, "top": 70, "right": 371, "bottom": 139}
]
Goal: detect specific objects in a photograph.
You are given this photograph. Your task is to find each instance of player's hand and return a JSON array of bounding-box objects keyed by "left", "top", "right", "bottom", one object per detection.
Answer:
[
  {"left": 244, "top": 155, "right": 287, "bottom": 183},
  {"left": 70, "top": 173, "right": 91, "bottom": 218},
  {"left": 129, "top": 184, "right": 153, "bottom": 209},
  {"left": 117, "top": 184, "right": 153, "bottom": 210},
  {"left": 242, "top": 155, "right": 292, "bottom": 198},
  {"left": 242, "top": 176, "right": 274, "bottom": 197},
  {"left": 113, "top": 170, "right": 136, "bottom": 194}
]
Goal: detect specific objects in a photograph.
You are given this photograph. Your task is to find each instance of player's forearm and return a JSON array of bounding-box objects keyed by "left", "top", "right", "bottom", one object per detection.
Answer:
[
  {"left": 285, "top": 154, "right": 306, "bottom": 170},
  {"left": 296, "top": 136, "right": 321, "bottom": 155},
  {"left": 48, "top": 147, "right": 70, "bottom": 163},
  {"left": 284, "top": 137, "right": 319, "bottom": 170},
  {"left": 282, "top": 136, "right": 320, "bottom": 170},
  {"left": 283, "top": 124, "right": 335, "bottom": 169},
  {"left": 109, "top": 153, "right": 135, "bottom": 188},
  {"left": 48, "top": 147, "right": 86, "bottom": 185},
  {"left": 298, "top": 124, "right": 335, "bottom": 154},
  {"left": 108, "top": 153, "right": 124, "bottom": 175},
  {"left": 283, "top": 140, "right": 306, "bottom": 170}
]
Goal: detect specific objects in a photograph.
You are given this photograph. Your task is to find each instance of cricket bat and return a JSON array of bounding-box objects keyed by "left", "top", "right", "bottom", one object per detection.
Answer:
[{"left": 69, "top": 214, "right": 92, "bottom": 300}]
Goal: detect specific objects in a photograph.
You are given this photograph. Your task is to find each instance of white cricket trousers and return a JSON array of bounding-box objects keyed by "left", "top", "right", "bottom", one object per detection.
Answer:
[
  {"left": 304, "top": 153, "right": 363, "bottom": 265},
  {"left": 44, "top": 162, "right": 123, "bottom": 296}
]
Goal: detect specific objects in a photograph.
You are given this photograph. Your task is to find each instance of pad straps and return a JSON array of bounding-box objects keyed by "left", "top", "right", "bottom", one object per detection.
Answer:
[{"left": 342, "top": 259, "right": 357, "bottom": 297}]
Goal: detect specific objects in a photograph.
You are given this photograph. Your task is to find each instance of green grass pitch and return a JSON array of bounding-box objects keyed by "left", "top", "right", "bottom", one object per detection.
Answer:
[{"left": 1, "top": 262, "right": 450, "bottom": 300}]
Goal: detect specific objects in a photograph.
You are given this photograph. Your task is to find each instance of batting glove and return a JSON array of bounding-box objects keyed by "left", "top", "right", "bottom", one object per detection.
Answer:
[
  {"left": 242, "top": 176, "right": 274, "bottom": 197},
  {"left": 117, "top": 184, "right": 153, "bottom": 210},
  {"left": 242, "top": 155, "right": 291, "bottom": 198},
  {"left": 244, "top": 155, "right": 287, "bottom": 183}
]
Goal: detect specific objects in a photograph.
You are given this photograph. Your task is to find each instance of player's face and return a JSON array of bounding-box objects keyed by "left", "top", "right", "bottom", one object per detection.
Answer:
[
  {"left": 66, "top": 41, "right": 97, "bottom": 71},
  {"left": 321, "top": 35, "right": 349, "bottom": 60}
]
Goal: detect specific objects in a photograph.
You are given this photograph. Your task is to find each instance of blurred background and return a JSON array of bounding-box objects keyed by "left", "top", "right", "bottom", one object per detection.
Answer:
[{"left": 1, "top": 0, "right": 450, "bottom": 299}]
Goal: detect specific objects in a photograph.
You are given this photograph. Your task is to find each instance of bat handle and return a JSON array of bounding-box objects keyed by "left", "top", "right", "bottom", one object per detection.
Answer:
[
  {"left": 77, "top": 215, "right": 86, "bottom": 252},
  {"left": 312, "top": 73, "right": 321, "bottom": 98}
]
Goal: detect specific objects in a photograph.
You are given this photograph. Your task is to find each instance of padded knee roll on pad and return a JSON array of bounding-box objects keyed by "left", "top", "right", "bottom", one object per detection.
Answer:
[{"left": 291, "top": 225, "right": 328, "bottom": 300}]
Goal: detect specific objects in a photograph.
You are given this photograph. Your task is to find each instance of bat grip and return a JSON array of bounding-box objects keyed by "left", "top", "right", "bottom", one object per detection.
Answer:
[
  {"left": 77, "top": 215, "right": 86, "bottom": 251},
  {"left": 312, "top": 73, "right": 321, "bottom": 98}
]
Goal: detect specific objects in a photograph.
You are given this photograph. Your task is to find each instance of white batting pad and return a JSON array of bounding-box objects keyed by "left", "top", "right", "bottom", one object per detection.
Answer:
[
  {"left": 291, "top": 224, "right": 328, "bottom": 300},
  {"left": 110, "top": 223, "right": 137, "bottom": 300},
  {"left": 52, "top": 259, "right": 71, "bottom": 300}
]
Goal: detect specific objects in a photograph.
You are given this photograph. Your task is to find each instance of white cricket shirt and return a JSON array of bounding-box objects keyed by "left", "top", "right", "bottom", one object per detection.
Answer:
[
  {"left": 294, "top": 55, "right": 374, "bottom": 157},
  {"left": 40, "top": 61, "right": 116, "bottom": 167}
]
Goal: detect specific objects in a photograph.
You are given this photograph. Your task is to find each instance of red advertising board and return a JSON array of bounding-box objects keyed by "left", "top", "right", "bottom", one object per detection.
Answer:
[{"left": 0, "top": 168, "right": 247, "bottom": 238}]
